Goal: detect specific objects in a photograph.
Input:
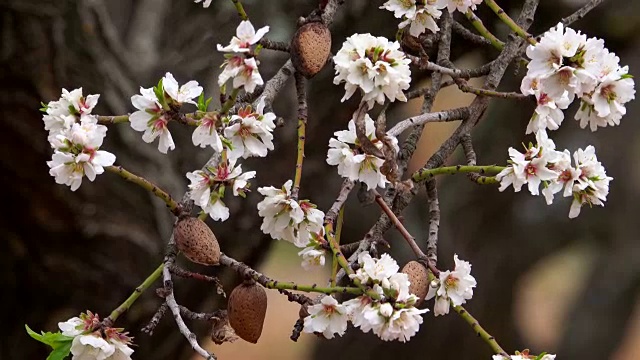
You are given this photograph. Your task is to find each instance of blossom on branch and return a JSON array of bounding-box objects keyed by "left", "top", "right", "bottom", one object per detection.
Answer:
[
  {"left": 303, "top": 295, "right": 348, "bottom": 339},
  {"left": 224, "top": 97, "right": 276, "bottom": 160},
  {"left": 193, "top": 0, "right": 212, "bottom": 8},
  {"left": 192, "top": 113, "right": 224, "bottom": 152},
  {"left": 186, "top": 159, "right": 256, "bottom": 222},
  {"left": 327, "top": 112, "right": 398, "bottom": 190},
  {"left": 129, "top": 87, "right": 174, "bottom": 154},
  {"left": 217, "top": 20, "right": 268, "bottom": 93},
  {"left": 436, "top": 0, "right": 482, "bottom": 14},
  {"left": 496, "top": 131, "right": 612, "bottom": 218},
  {"left": 217, "top": 20, "right": 269, "bottom": 53},
  {"left": 57, "top": 312, "right": 134, "bottom": 360},
  {"left": 162, "top": 72, "right": 203, "bottom": 105},
  {"left": 333, "top": 33, "right": 411, "bottom": 108},
  {"left": 380, "top": 0, "right": 443, "bottom": 36},
  {"left": 426, "top": 254, "right": 476, "bottom": 316},
  {"left": 522, "top": 23, "right": 635, "bottom": 132}
]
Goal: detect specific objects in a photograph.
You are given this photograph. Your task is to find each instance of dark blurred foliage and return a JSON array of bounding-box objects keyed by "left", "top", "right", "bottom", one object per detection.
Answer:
[{"left": 1, "top": 0, "right": 640, "bottom": 359}]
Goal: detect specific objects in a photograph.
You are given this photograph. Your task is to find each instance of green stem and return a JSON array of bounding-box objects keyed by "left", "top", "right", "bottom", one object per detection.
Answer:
[
  {"left": 220, "top": 88, "right": 240, "bottom": 114},
  {"left": 265, "top": 280, "right": 362, "bottom": 296},
  {"left": 330, "top": 207, "right": 344, "bottom": 287},
  {"left": 97, "top": 115, "right": 130, "bottom": 125},
  {"left": 453, "top": 304, "right": 509, "bottom": 356},
  {"left": 412, "top": 165, "right": 505, "bottom": 182},
  {"left": 465, "top": 10, "right": 504, "bottom": 50},
  {"left": 483, "top": 0, "right": 536, "bottom": 45},
  {"left": 106, "top": 166, "right": 181, "bottom": 215},
  {"left": 105, "top": 263, "right": 164, "bottom": 326},
  {"left": 231, "top": 0, "right": 248, "bottom": 20}
]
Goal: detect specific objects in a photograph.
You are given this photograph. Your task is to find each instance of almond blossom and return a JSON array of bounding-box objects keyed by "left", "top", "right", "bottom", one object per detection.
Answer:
[
  {"left": 327, "top": 112, "right": 398, "bottom": 190},
  {"left": 381, "top": 0, "right": 442, "bottom": 36},
  {"left": 333, "top": 33, "right": 411, "bottom": 108},
  {"left": 57, "top": 312, "right": 134, "bottom": 360},
  {"left": 303, "top": 296, "right": 348, "bottom": 339},
  {"left": 192, "top": 113, "right": 224, "bottom": 152},
  {"left": 436, "top": 0, "right": 482, "bottom": 14},
  {"left": 224, "top": 98, "right": 276, "bottom": 161},
  {"left": 162, "top": 72, "right": 203, "bottom": 105},
  {"left": 257, "top": 180, "right": 325, "bottom": 247},
  {"left": 129, "top": 87, "right": 175, "bottom": 154},
  {"left": 569, "top": 146, "right": 612, "bottom": 218},
  {"left": 186, "top": 159, "right": 255, "bottom": 222},
  {"left": 193, "top": 0, "right": 212, "bottom": 8},
  {"left": 298, "top": 245, "right": 326, "bottom": 271},
  {"left": 426, "top": 254, "right": 477, "bottom": 316},
  {"left": 217, "top": 20, "right": 269, "bottom": 53}
]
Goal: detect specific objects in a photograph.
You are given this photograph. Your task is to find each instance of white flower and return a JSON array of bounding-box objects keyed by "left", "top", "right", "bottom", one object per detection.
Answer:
[
  {"left": 521, "top": 76, "right": 571, "bottom": 134},
  {"left": 186, "top": 160, "right": 255, "bottom": 222},
  {"left": 61, "top": 88, "right": 100, "bottom": 116},
  {"left": 401, "top": 6, "right": 442, "bottom": 36},
  {"left": 298, "top": 246, "right": 326, "bottom": 271},
  {"left": 192, "top": 114, "right": 224, "bottom": 152},
  {"left": 333, "top": 33, "right": 411, "bottom": 108},
  {"left": 591, "top": 67, "right": 635, "bottom": 119},
  {"left": 257, "top": 180, "right": 304, "bottom": 244},
  {"left": 436, "top": 0, "right": 482, "bottom": 14},
  {"left": 70, "top": 334, "right": 116, "bottom": 360},
  {"left": 58, "top": 317, "right": 84, "bottom": 337},
  {"left": 380, "top": 0, "right": 417, "bottom": 19},
  {"left": 327, "top": 113, "right": 397, "bottom": 190},
  {"left": 426, "top": 254, "right": 476, "bottom": 316},
  {"left": 218, "top": 56, "right": 265, "bottom": 93},
  {"left": 569, "top": 146, "right": 612, "bottom": 218},
  {"left": 381, "top": 1, "right": 442, "bottom": 36},
  {"left": 217, "top": 20, "right": 269, "bottom": 53},
  {"left": 361, "top": 253, "right": 400, "bottom": 283},
  {"left": 224, "top": 99, "right": 275, "bottom": 161},
  {"left": 303, "top": 296, "right": 348, "bottom": 339},
  {"left": 194, "top": 0, "right": 212, "bottom": 8},
  {"left": 129, "top": 87, "right": 174, "bottom": 153},
  {"left": 162, "top": 72, "right": 202, "bottom": 105},
  {"left": 375, "top": 306, "right": 428, "bottom": 342},
  {"left": 541, "top": 149, "right": 578, "bottom": 205},
  {"left": 108, "top": 340, "right": 134, "bottom": 360}
]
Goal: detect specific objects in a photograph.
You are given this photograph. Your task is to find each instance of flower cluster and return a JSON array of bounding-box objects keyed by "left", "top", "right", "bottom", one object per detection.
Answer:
[
  {"left": 43, "top": 88, "right": 116, "bottom": 191},
  {"left": 425, "top": 254, "right": 476, "bottom": 316},
  {"left": 59, "top": 312, "right": 134, "bottom": 360},
  {"left": 522, "top": 23, "right": 635, "bottom": 133},
  {"left": 333, "top": 33, "right": 411, "bottom": 108},
  {"left": 303, "top": 253, "right": 428, "bottom": 342},
  {"left": 217, "top": 20, "right": 269, "bottom": 93},
  {"left": 130, "top": 72, "right": 203, "bottom": 153},
  {"left": 223, "top": 98, "right": 276, "bottom": 161},
  {"left": 380, "top": 0, "right": 443, "bottom": 37},
  {"left": 496, "top": 130, "right": 612, "bottom": 218},
  {"left": 327, "top": 113, "right": 398, "bottom": 190},
  {"left": 493, "top": 352, "right": 556, "bottom": 360},
  {"left": 186, "top": 159, "right": 256, "bottom": 221},
  {"left": 257, "top": 180, "right": 325, "bottom": 248}
]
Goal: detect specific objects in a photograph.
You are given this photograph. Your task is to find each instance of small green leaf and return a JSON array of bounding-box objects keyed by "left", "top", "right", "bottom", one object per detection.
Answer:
[
  {"left": 620, "top": 73, "right": 634, "bottom": 80},
  {"left": 197, "top": 93, "right": 206, "bottom": 111},
  {"left": 40, "top": 101, "right": 49, "bottom": 113},
  {"left": 46, "top": 341, "right": 72, "bottom": 360},
  {"left": 26, "top": 324, "right": 73, "bottom": 360},
  {"left": 534, "top": 352, "right": 548, "bottom": 360}
]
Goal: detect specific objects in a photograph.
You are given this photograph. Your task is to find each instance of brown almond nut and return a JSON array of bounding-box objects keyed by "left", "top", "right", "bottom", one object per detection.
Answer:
[
  {"left": 290, "top": 21, "right": 331, "bottom": 78},
  {"left": 173, "top": 217, "right": 220, "bottom": 266},
  {"left": 228, "top": 282, "right": 268, "bottom": 343},
  {"left": 402, "top": 261, "right": 429, "bottom": 307}
]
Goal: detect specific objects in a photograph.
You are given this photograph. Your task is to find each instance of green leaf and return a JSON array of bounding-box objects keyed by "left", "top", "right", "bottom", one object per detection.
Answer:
[
  {"left": 534, "top": 352, "right": 548, "bottom": 360},
  {"left": 25, "top": 324, "right": 73, "bottom": 358},
  {"left": 40, "top": 101, "right": 49, "bottom": 113},
  {"left": 197, "top": 93, "right": 206, "bottom": 111},
  {"left": 620, "top": 73, "right": 634, "bottom": 80},
  {"left": 46, "top": 341, "right": 72, "bottom": 360}
]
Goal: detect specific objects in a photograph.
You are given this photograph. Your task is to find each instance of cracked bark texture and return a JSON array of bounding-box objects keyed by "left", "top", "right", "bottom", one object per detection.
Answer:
[{"left": 2, "top": 0, "right": 640, "bottom": 359}]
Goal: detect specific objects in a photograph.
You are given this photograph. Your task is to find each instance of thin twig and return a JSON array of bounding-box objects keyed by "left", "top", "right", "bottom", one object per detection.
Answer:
[
  {"left": 425, "top": 179, "right": 440, "bottom": 264},
  {"left": 291, "top": 72, "right": 307, "bottom": 200},
  {"left": 561, "top": 0, "right": 604, "bottom": 26},
  {"left": 141, "top": 302, "right": 168, "bottom": 335},
  {"left": 387, "top": 107, "right": 470, "bottom": 137},
  {"left": 258, "top": 38, "right": 290, "bottom": 52}
]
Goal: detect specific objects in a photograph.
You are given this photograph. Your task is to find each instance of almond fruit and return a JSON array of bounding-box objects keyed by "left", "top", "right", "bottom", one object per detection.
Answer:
[
  {"left": 290, "top": 21, "right": 331, "bottom": 78},
  {"left": 173, "top": 217, "right": 220, "bottom": 266},
  {"left": 402, "top": 261, "right": 429, "bottom": 306},
  {"left": 228, "top": 281, "right": 268, "bottom": 343}
]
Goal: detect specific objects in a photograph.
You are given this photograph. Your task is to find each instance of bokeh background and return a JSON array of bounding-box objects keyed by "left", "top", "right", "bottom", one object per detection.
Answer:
[{"left": 2, "top": 0, "right": 640, "bottom": 359}]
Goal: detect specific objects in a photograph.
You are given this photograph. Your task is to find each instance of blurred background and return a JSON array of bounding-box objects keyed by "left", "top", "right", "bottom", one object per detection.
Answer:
[{"left": 2, "top": 0, "right": 640, "bottom": 359}]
